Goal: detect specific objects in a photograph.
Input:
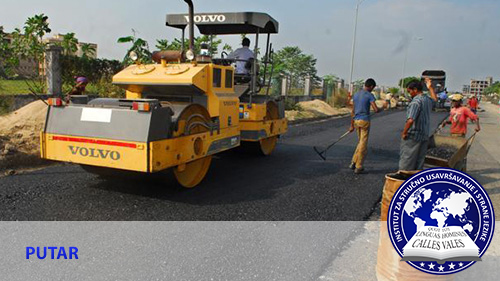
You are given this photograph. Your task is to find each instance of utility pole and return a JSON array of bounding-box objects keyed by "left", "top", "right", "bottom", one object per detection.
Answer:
[
  {"left": 399, "top": 37, "right": 423, "bottom": 95},
  {"left": 399, "top": 46, "right": 409, "bottom": 95},
  {"left": 348, "top": 0, "right": 365, "bottom": 95}
]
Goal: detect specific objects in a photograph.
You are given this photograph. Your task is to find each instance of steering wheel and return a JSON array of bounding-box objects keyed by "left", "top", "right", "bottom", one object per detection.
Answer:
[{"left": 221, "top": 51, "right": 229, "bottom": 59}]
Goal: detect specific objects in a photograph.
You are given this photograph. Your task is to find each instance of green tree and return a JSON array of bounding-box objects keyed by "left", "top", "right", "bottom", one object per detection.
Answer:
[
  {"left": 59, "top": 33, "right": 79, "bottom": 56},
  {"left": 10, "top": 14, "right": 52, "bottom": 93},
  {"left": 13, "top": 14, "right": 51, "bottom": 60},
  {"left": 155, "top": 39, "right": 170, "bottom": 51},
  {"left": 322, "top": 74, "right": 339, "bottom": 85},
  {"left": 322, "top": 74, "right": 340, "bottom": 103},
  {"left": 388, "top": 87, "right": 400, "bottom": 95},
  {"left": 60, "top": 55, "right": 123, "bottom": 97},
  {"left": 222, "top": 43, "right": 233, "bottom": 54},
  {"left": 271, "top": 46, "right": 319, "bottom": 90},
  {"left": 198, "top": 35, "right": 222, "bottom": 55},
  {"left": 398, "top": 76, "right": 420, "bottom": 90},
  {"left": 0, "top": 26, "right": 17, "bottom": 77},
  {"left": 352, "top": 79, "right": 365, "bottom": 93},
  {"left": 118, "top": 30, "right": 152, "bottom": 65},
  {"left": 483, "top": 81, "right": 500, "bottom": 95},
  {"left": 80, "top": 43, "right": 96, "bottom": 59},
  {"left": 165, "top": 38, "right": 185, "bottom": 51},
  {"left": 155, "top": 35, "right": 223, "bottom": 55}
]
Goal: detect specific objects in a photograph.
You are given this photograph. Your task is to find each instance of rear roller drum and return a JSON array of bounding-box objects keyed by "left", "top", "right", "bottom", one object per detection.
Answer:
[
  {"left": 258, "top": 101, "right": 280, "bottom": 156},
  {"left": 259, "top": 136, "right": 278, "bottom": 156}
]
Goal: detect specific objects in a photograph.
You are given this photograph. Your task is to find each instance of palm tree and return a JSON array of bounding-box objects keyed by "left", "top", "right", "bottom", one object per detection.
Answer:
[
  {"left": 61, "top": 33, "right": 78, "bottom": 56},
  {"left": 80, "top": 43, "right": 96, "bottom": 59},
  {"left": 24, "top": 14, "right": 51, "bottom": 45},
  {"left": 155, "top": 39, "right": 170, "bottom": 51}
]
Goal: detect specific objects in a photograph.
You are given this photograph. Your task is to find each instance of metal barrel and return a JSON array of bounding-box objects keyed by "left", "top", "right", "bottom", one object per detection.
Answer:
[{"left": 380, "top": 171, "right": 419, "bottom": 221}]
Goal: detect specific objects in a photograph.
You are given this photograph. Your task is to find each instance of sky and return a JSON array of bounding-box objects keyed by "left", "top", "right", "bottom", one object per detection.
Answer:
[{"left": 1, "top": 0, "right": 499, "bottom": 90}]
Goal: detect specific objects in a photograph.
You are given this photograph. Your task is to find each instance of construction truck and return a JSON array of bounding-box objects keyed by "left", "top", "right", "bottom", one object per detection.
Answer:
[
  {"left": 422, "top": 70, "right": 447, "bottom": 109},
  {"left": 40, "top": 0, "right": 287, "bottom": 188},
  {"left": 422, "top": 70, "right": 446, "bottom": 93}
]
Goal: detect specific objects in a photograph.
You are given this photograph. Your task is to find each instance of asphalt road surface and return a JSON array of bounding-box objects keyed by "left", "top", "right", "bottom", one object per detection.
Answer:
[{"left": 0, "top": 110, "right": 447, "bottom": 221}]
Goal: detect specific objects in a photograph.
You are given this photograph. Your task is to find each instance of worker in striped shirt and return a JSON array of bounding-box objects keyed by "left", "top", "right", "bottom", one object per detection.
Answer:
[{"left": 399, "top": 79, "right": 438, "bottom": 171}]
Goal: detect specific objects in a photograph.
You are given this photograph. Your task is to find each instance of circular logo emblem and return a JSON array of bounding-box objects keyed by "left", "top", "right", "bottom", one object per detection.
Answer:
[{"left": 387, "top": 168, "right": 495, "bottom": 275}]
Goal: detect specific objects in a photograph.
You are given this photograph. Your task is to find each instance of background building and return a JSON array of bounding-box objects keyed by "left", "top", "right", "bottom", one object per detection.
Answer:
[
  {"left": 462, "top": 85, "right": 470, "bottom": 95},
  {"left": 43, "top": 34, "right": 98, "bottom": 59},
  {"left": 470, "top": 76, "right": 493, "bottom": 96}
]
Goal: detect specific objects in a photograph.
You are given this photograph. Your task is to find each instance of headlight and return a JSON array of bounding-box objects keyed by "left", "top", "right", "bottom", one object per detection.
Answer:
[
  {"left": 129, "top": 51, "right": 138, "bottom": 62},
  {"left": 186, "top": 49, "right": 195, "bottom": 61}
]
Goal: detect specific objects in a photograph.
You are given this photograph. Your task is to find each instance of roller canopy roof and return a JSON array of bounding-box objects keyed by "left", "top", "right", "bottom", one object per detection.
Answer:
[
  {"left": 166, "top": 12, "right": 279, "bottom": 34},
  {"left": 422, "top": 70, "right": 446, "bottom": 79}
]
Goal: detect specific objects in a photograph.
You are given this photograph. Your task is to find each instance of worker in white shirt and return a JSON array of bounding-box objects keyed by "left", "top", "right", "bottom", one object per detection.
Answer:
[
  {"left": 385, "top": 92, "right": 392, "bottom": 109},
  {"left": 227, "top": 38, "right": 254, "bottom": 75}
]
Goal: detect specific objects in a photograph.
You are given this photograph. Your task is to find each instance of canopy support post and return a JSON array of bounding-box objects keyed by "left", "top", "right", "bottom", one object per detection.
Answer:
[
  {"left": 261, "top": 33, "right": 271, "bottom": 98},
  {"left": 250, "top": 28, "right": 260, "bottom": 107},
  {"left": 181, "top": 29, "right": 185, "bottom": 58}
]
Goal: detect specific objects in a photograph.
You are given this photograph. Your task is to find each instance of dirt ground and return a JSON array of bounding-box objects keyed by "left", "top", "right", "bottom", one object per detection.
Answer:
[{"left": 0, "top": 100, "right": 49, "bottom": 171}]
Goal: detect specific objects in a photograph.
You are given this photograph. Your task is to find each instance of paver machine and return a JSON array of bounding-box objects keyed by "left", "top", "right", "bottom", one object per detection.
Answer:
[{"left": 40, "top": 0, "right": 287, "bottom": 187}]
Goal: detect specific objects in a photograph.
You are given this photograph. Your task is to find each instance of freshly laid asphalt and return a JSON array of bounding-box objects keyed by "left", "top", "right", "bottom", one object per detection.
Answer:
[{"left": 0, "top": 109, "right": 447, "bottom": 221}]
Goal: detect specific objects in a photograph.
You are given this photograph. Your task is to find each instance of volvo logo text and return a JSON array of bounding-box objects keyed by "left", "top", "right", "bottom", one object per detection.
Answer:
[
  {"left": 69, "top": 146, "right": 120, "bottom": 160},
  {"left": 184, "top": 14, "right": 226, "bottom": 23}
]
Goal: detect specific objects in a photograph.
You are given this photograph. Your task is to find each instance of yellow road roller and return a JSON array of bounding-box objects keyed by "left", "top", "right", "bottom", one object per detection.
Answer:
[{"left": 40, "top": 0, "right": 287, "bottom": 187}]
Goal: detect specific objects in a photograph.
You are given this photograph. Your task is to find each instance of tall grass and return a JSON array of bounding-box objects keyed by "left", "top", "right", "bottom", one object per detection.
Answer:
[
  {"left": 328, "top": 88, "right": 349, "bottom": 108},
  {"left": 0, "top": 80, "right": 31, "bottom": 95}
]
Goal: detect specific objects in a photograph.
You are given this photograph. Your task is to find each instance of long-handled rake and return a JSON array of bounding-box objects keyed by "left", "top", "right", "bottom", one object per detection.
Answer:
[
  {"left": 314, "top": 113, "right": 378, "bottom": 160},
  {"left": 313, "top": 130, "right": 352, "bottom": 161}
]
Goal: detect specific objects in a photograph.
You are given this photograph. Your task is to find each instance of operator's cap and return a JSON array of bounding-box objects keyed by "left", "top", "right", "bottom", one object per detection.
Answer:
[{"left": 451, "top": 94, "right": 463, "bottom": 101}]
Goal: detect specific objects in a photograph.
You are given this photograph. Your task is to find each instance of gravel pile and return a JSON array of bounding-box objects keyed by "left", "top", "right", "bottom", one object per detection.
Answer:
[
  {"left": 427, "top": 145, "right": 457, "bottom": 160},
  {"left": 387, "top": 173, "right": 413, "bottom": 181}
]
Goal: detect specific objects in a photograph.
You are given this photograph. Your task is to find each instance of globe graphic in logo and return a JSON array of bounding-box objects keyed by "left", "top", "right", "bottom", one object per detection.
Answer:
[
  {"left": 402, "top": 183, "right": 480, "bottom": 242},
  {"left": 388, "top": 168, "right": 495, "bottom": 275}
]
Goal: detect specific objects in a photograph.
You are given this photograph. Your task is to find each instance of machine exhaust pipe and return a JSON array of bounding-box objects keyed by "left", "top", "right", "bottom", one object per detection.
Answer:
[{"left": 184, "top": 0, "right": 195, "bottom": 53}]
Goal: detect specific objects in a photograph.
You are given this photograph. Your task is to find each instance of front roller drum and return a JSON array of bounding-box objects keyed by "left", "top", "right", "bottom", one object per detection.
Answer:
[
  {"left": 172, "top": 104, "right": 213, "bottom": 188},
  {"left": 173, "top": 156, "right": 212, "bottom": 188}
]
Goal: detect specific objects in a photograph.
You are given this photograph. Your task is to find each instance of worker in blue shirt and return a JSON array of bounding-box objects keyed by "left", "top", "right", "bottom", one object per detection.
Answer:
[
  {"left": 349, "top": 78, "right": 380, "bottom": 174},
  {"left": 438, "top": 91, "right": 447, "bottom": 108}
]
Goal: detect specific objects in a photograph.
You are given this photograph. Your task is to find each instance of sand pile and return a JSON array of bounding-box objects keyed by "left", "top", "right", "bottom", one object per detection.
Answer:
[
  {"left": 375, "top": 98, "right": 397, "bottom": 109},
  {"left": 375, "top": 100, "right": 385, "bottom": 109},
  {"left": 0, "top": 100, "right": 48, "bottom": 170},
  {"left": 286, "top": 99, "right": 351, "bottom": 121}
]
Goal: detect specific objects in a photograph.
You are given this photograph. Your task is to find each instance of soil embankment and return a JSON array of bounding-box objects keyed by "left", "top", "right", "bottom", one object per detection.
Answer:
[{"left": 0, "top": 101, "right": 49, "bottom": 172}]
